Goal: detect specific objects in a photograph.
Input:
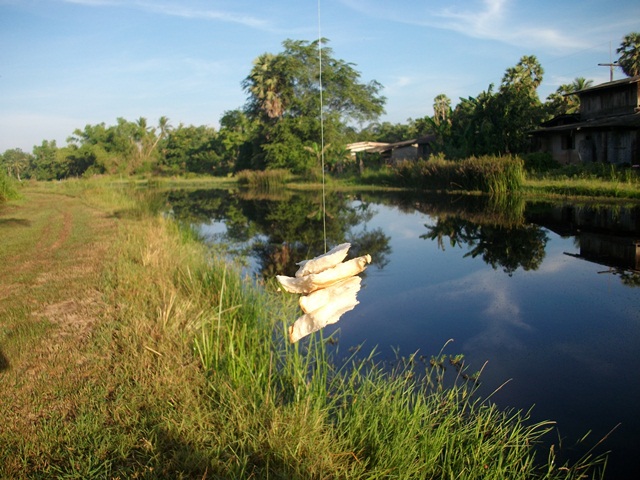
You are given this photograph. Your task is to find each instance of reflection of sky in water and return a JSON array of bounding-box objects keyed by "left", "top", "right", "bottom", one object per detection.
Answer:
[{"left": 317, "top": 202, "right": 639, "bottom": 478}]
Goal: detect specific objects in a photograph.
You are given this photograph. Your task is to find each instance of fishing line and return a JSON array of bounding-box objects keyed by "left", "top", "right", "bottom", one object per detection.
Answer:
[{"left": 317, "top": 0, "right": 327, "bottom": 253}]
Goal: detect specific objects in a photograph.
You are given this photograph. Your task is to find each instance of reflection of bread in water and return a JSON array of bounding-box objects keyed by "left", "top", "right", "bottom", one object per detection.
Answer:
[
  {"left": 299, "top": 276, "right": 361, "bottom": 313},
  {"left": 288, "top": 286, "right": 361, "bottom": 343},
  {"left": 277, "top": 254, "right": 371, "bottom": 294},
  {"left": 295, "top": 242, "right": 351, "bottom": 277}
]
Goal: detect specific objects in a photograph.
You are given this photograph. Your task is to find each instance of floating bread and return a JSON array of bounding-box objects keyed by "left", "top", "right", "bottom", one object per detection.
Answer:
[
  {"left": 295, "top": 242, "right": 351, "bottom": 277},
  {"left": 288, "top": 286, "right": 360, "bottom": 343},
  {"left": 277, "top": 254, "right": 371, "bottom": 294}
]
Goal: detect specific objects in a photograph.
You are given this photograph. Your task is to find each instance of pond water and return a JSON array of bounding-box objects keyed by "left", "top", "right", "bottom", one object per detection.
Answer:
[{"left": 165, "top": 187, "right": 640, "bottom": 479}]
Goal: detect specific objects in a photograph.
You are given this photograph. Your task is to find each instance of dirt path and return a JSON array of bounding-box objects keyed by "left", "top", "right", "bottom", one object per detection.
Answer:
[{"left": 0, "top": 188, "right": 117, "bottom": 444}]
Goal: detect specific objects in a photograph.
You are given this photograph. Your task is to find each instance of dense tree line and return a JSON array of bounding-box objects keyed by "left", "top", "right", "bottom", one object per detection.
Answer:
[{"left": 2, "top": 33, "right": 638, "bottom": 181}]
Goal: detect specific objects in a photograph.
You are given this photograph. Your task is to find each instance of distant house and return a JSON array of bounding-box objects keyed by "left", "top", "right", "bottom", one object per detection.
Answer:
[
  {"left": 346, "top": 135, "right": 437, "bottom": 165},
  {"left": 532, "top": 75, "right": 640, "bottom": 165}
]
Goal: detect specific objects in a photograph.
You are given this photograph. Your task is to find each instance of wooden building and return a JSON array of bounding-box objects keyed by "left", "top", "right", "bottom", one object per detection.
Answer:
[{"left": 532, "top": 75, "right": 640, "bottom": 165}]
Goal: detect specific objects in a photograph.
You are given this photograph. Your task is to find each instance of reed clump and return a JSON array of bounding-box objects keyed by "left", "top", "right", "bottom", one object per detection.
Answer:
[
  {"left": 397, "top": 154, "right": 525, "bottom": 194},
  {"left": 236, "top": 168, "right": 291, "bottom": 189}
]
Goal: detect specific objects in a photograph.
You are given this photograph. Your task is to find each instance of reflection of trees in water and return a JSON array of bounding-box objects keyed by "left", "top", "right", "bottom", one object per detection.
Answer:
[
  {"left": 164, "top": 188, "right": 638, "bottom": 283},
  {"left": 618, "top": 269, "right": 640, "bottom": 287},
  {"left": 422, "top": 216, "right": 548, "bottom": 276},
  {"left": 165, "top": 188, "right": 392, "bottom": 279},
  {"left": 358, "top": 191, "right": 527, "bottom": 229}
]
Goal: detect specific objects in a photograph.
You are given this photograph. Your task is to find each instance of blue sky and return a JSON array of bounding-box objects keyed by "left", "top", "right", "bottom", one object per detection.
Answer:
[{"left": 1, "top": 0, "right": 639, "bottom": 152}]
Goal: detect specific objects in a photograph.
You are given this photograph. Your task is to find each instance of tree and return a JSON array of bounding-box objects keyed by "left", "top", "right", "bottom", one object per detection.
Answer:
[
  {"left": 359, "top": 121, "right": 414, "bottom": 143},
  {"left": 218, "top": 109, "right": 255, "bottom": 172},
  {"left": 241, "top": 39, "right": 386, "bottom": 173},
  {"left": 417, "top": 94, "right": 452, "bottom": 151},
  {"left": 497, "top": 55, "right": 546, "bottom": 153},
  {"left": 616, "top": 32, "right": 640, "bottom": 77},
  {"left": 432, "top": 94, "right": 452, "bottom": 127},
  {"left": 31, "top": 140, "right": 62, "bottom": 180},
  {"left": 1, "top": 148, "right": 32, "bottom": 181},
  {"left": 160, "top": 124, "right": 222, "bottom": 175},
  {"left": 445, "top": 56, "right": 546, "bottom": 157},
  {"left": 545, "top": 77, "right": 593, "bottom": 117},
  {"left": 243, "top": 53, "right": 290, "bottom": 121}
]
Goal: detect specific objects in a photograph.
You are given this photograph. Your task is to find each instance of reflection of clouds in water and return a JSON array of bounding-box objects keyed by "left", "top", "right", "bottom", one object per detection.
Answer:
[
  {"left": 536, "top": 249, "right": 573, "bottom": 274},
  {"left": 370, "top": 207, "right": 428, "bottom": 240},
  {"left": 441, "top": 270, "right": 532, "bottom": 352}
]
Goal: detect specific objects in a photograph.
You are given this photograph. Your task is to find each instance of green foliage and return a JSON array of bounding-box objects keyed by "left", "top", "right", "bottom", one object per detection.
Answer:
[
  {"left": 358, "top": 120, "right": 415, "bottom": 143},
  {"left": 396, "top": 155, "right": 525, "bottom": 194},
  {"left": 0, "top": 168, "right": 20, "bottom": 202},
  {"left": 447, "top": 56, "right": 547, "bottom": 158},
  {"left": 31, "top": 140, "right": 62, "bottom": 180},
  {"left": 235, "top": 169, "right": 291, "bottom": 189},
  {"left": 0, "top": 148, "right": 32, "bottom": 181},
  {"left": 241, "top": 38, "right": 386, "bottom": 173},
  {"left": 160, "top": 124, "right": 224, "bottom": 175},
  {"left": 616, "top": 31, "right": 640, "bottom": 77},
  {"left": 522, "top": 152, "right": 561, "bottom": 173},
  {"left": 545, "top": 77, "right": 593, "bottom": 117}
]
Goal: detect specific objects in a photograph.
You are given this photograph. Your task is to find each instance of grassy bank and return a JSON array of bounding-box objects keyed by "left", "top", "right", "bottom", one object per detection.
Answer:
[{"left": 0, "top": 180, "right": 607, "bottom": 478}]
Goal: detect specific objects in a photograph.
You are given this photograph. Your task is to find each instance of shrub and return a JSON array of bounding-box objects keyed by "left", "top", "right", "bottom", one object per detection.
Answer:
[
  {"left": 0, "top": 169, "right": 20, "bottom": 203},
  {"left": 396, "top": 155, "right": 525, "bottom": 194},
  {"left": 235, "top": 169, "right": 291, "bottom": 189},
  {"left": 522, "top": 152, "right": 560, "bottom": 173}
]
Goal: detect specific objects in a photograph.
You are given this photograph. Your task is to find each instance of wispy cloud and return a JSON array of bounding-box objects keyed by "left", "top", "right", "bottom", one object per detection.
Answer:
[
  {"left": 60, "top": 0, "right": 273, "bottom": 30},
  {"left": 140, "top": 2, "right": 271, "bottom": 30},
  {"left": 340, "top": 0, "right": 589, "bottom": 52}
]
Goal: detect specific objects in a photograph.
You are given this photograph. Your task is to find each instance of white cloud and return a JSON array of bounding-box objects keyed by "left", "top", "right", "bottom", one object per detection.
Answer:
[
  {"left": 139, "top": 2, "right": 271, "bottom": 30},
  {"left": 340, "top": 0, "right": 596, "bottom": 53},
  {"left": 60, "top": 0, "right": 274, "bottom": 30}
]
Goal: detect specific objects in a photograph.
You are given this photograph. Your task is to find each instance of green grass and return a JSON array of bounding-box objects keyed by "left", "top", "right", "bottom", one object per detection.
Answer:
[
  {"left": 524, "top": 177, "right": 640, "bottom": 200},
  {"left": 236, "top": 168, "right": 292, "bottom": 189},
  {"left": 376, "top": 155, "right": 526, "bottom": 194},
  {"left": 0, "top": 180, "right": 608, "bottom": 479},
  {"left": 0, "top": 170, "right": 20, "bottom": 203}
]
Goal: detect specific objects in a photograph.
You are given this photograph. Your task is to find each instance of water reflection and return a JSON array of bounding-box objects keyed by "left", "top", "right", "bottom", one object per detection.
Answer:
[
  {"left": 422, "top": 218, "right": 548, "bottom": 276},
  {"left": 164, "top": 188, "right": 640, "bottom": 286},
  {"left": 166, "top": 188, "right": 392, "bottom": 278}
]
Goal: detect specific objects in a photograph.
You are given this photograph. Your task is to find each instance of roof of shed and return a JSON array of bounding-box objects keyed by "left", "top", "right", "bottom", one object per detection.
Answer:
[
  {"left": 574, "top": 75, "right": 640, "bottom": 95},
  {"left": 532, "top": 111, "right": 640, "bottom": 134},
  {"left": 346, "top": 135, "right": 436, "bottom": 153}
]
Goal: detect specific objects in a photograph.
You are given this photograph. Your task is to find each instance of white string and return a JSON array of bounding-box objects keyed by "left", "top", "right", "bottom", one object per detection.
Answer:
[{"left": 318, "top": 0, "right": 327, "bottom": 253}]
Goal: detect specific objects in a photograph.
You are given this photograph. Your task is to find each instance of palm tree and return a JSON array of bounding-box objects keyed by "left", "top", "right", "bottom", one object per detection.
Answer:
[
  {"left": 545, "top": 77, "right": 594, "bottom": 116},
  {"left": 571, "top": 77, "right": 593, "bottom": 92},
  {"left": 432, "top": 94, "right": 452, "bottom": 127},
  {"left": 243, "top": 53, "right": 288, "bottom": 119},
  {"left": 148, "top": 116, "right": 171, "bottom": 156},
  {"left": 616, "top": 32, "right": 640, "bottom": 77}
]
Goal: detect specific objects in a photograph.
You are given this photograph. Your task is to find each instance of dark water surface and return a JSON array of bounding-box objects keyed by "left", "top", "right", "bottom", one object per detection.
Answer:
[{"left": 166, "top": 188, "right": 640, "bottom": 479}]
